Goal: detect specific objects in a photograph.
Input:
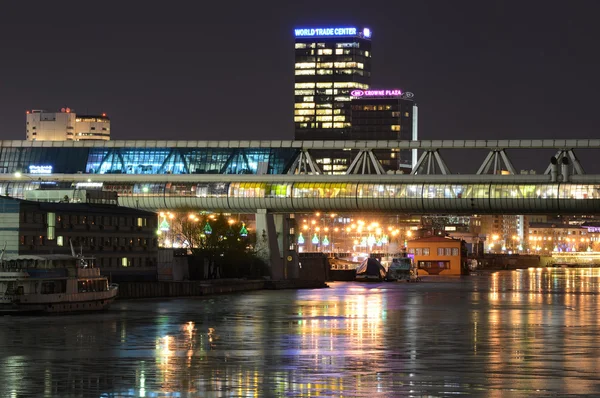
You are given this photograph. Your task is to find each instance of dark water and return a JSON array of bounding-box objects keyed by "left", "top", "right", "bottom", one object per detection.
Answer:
[{"left": 2, "top": 268, "right": 600, "bottom": 397}]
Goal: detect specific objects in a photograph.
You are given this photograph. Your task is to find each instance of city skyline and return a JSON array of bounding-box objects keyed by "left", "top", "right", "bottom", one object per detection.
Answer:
[{"left": 1, "top": 1, "right": 600, "bottom": 172}]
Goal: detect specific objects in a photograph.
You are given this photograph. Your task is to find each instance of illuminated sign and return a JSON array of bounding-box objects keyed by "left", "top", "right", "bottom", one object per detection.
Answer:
[
  {"left": 351, "top": 89, "right": 403, "bottom": 97},
  {"left": 29, "top": 165, "right": 52, "bottom": 174},
  {"left": 75, "top": 182, "right": 103, "bottom": 188},
  {"left": 294, "top": 27, "right": 371, "bottom": 38}
]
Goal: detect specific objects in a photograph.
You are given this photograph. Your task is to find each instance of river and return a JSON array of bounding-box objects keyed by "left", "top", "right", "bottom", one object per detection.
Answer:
[{"left": 2, "top": 268, "right": 600, "bottom": 396}]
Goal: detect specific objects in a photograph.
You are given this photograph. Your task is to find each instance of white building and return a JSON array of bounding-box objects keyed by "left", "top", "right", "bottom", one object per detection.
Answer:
[{"left": 26, "top": 108, "right": 110, "bottom": 141}]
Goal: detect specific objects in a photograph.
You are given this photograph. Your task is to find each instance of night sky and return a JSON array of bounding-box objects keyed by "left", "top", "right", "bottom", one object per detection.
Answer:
[{"left": 1, "top": 1, "right": 599, "bottom": 173}]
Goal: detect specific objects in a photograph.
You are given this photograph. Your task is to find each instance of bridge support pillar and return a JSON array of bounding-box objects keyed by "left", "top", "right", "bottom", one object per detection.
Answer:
[{"left": 255, "top": 210, "right": 298, "bottom": 280}]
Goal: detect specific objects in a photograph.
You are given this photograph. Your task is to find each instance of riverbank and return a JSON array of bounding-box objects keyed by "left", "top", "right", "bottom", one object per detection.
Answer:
[{"left": 117, "top": 279, "right": 328, "bottom": 299}]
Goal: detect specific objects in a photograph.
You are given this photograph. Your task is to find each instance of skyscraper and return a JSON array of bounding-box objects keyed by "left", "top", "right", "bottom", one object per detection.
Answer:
[
  {"left": 294, "top": 26, "right": 372, "bottom": 140},
  {"left": 350, "top": 89, "right": 418, "bottom": 171}
]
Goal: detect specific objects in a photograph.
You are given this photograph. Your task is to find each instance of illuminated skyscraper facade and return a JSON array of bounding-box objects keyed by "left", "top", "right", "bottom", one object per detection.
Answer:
[
  {"left": 350, "top": 89, "right": 418, "bottom": 171},
  {"left": 294, "top": 27, "right": 372, "bottom": 140}
]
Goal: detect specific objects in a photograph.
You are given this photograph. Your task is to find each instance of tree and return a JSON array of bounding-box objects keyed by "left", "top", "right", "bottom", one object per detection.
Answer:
[{"left": 167, "top": 212, "right": 268, "bottom": 279}]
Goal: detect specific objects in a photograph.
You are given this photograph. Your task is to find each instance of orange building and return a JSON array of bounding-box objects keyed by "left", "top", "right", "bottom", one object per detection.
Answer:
[{"left": 407, "top": 236, "right": 465, "bottom": 275}]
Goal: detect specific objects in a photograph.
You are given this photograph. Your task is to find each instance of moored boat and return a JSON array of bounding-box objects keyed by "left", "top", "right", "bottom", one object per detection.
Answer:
[
  {"left": 0, "top": 253, "right": 118, "bottom": 314},
  {"left": 355, "top": 258, "right": 387, "bottom": 281}
]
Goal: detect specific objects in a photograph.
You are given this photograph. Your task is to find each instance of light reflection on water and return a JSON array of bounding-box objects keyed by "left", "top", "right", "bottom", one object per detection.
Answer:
[{"left": 2, "top": 268, "right": 600, "bottom": 396}]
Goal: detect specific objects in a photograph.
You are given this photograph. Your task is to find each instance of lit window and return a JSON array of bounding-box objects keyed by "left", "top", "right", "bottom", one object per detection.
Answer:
[
  {"left": 391, "top": 125, "right": 401, "bottom": 131},
  {"left": 294, "top": 109, "right": 315, "bottom": 115},
  {"left": 121, "top": 257, "right": 129, "bottom": 267},
  {"left": 57, "top": 236, "right": 63, "bottom": 247},
  {"left": 294, "top": 116, "right": 312, "bottom": 122},
  {"left": 295, "top": 90, "right": 315, "bottom": 95},
  {"left": 336, "top": 49, "right": 343, "bottom": 54},
  {"left": 294, "top": 103, "right": 315, "bottom": 109},
  {"left": 316, "top": 116, "right": 332, "bottom": 122},
  {"left": 295, "top": 43, "right": 307, "bottom": 49},
  {"left": 316, "top": 82, "right": 333, "bottom": 88},
  {"left": 316, "top": 109, "right": 332, "bottom": 115},
  {"left": 322, "top": 123, "right": 333, "bottom": 128},
  {"left": 295, "top": 62, "right": 316, "bottom": 69},
  {"left": 316, "top": 69, "right": 333, "bottom": 75},
  {"left": 295, "top": 83, "right": 315, "bottom": 89},
  {"left": 295, "top": 70, "right": 315, "bottom": 76}
]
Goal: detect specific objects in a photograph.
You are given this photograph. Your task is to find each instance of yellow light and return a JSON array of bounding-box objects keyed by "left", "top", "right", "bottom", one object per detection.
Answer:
[
  {"left": 303, "top": 225, "right": 309, "bottom": 231},
  {"left": 406, "top": 231, "right": 413, "bottom": 237}
]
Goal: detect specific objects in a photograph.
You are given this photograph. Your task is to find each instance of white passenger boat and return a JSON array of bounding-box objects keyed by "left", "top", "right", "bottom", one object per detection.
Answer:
[{"left": 0, "top": 249, "right": 118, "bottom": 313}]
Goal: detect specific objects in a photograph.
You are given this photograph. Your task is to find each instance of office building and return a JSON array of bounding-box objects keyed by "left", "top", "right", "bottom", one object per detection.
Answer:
[
  {"left": 26, "top": 108, "right": 110, "bottom": 141},
  {"left": 350, "top": 89, "right": 418, "bottom": 171},
  {"left": 0, "top": 196, "right": 158, "bottom": 282},
  {"left": 294, "top": 26, "right": 372, "bottom": 141}
]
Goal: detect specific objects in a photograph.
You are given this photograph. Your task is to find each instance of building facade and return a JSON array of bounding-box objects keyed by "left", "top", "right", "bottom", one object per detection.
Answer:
[
  {"left": 26, "top": 108, "right": 110, "bottom": 141},
  {"left": 528, "top": 222, "right": 592, "bottom": 254},
  {"left": 294, "top": 26, "right": 372, "bottom": 141},
  {"left": 0, "top": 196, "right": 158, "bottom": 281},
  {"left": 350, "top": 89, "right": 418, "bottom": 171},
  {"left": 480, "top": 214, "right": 528, "bottom": 253},
  {"left": 407, "top": 236, "right": 466, "bottom": 276}
]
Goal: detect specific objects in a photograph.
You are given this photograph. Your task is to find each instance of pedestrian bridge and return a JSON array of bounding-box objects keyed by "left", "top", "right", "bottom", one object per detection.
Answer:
[
  {"left": 2, "top": 139, "right": 600, "bottom": 214},
  {"left": 6, "top": 173, "right": 600, "bottom": 214}
]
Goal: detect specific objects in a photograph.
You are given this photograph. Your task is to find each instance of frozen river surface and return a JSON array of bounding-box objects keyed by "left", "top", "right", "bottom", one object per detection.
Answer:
[{"left": 2, "top": 268, "right": 600, "bottom": 397}]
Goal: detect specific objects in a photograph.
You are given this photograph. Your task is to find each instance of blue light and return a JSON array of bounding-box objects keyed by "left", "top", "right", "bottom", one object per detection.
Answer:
[{"left": 294, "top": 27, "right": 369, "bottom": 38}]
